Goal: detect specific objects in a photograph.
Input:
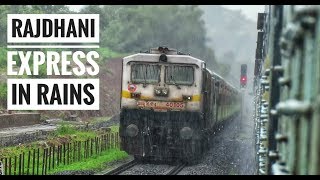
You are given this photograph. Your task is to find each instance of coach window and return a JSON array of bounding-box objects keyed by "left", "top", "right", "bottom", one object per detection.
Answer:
[
  {"left": 131, "top": 64, "right": 160, "bottom": 84},
  {"left": 165, "top": 65, "right": 194, "bottom": 85}
]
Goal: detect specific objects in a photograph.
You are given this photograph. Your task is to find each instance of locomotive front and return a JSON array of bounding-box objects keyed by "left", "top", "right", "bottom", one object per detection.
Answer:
[{"left": 119, "top": 47, "right": 205, "bottom": 162}]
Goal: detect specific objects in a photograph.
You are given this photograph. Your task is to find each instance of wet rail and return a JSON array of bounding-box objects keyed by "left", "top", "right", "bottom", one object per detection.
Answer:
[
  {"left": 166, "top": 163, "right": 186, "bottom": 175},
  {"left": 104, "top": 160, "right": 186, "bottom": 175},
  {"left": 104, "top": 160, "right": 139, "bottom": 175}
]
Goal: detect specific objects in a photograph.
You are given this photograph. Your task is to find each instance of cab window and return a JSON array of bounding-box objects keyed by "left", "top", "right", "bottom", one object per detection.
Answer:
[
  {"left": 131, "top": 64, "right": 160, "bottom": 84},
  {"left": 165, "top": 65, "right": 194, "bottom": 85}
]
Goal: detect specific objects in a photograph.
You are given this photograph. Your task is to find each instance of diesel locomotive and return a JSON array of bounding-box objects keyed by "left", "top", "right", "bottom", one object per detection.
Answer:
[{"left": 119, "top": 47, "right": 241, "bottom": 163}]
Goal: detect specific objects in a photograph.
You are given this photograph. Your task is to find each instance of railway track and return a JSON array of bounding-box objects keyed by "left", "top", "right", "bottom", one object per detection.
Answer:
[
  {"left": 104, "top": 160, "right": 139, "bottom": 175},
  {"left": 104, "top": 160, "right": 186, "bottom": 175},
  {"left": 165, "top": 163, "right": 186, "bottom": 175}
]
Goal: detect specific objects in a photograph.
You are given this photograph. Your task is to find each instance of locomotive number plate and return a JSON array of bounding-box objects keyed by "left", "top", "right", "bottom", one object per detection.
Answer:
[{"left": 137, "top": 101, "right": 185, "bottom": 110}]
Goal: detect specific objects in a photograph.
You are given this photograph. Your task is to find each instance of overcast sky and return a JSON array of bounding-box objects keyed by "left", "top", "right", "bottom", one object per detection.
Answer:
[
  {"left": 222, "top": 5, "right": 265, "bottom": 21},
  {"left": 68, "top": 5, "right": 265, "bottom": 22}
]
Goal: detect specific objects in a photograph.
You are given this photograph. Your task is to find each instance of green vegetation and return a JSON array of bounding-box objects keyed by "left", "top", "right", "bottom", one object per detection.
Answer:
[
  {"left": 0, "top": 47, "right": 122, "bottom": 77},
  {"left": 95, "top": 47, "right": 125, "bottom": 63},
  {"left": 0, "top": 143, "right": 38, "bottom": 158},
  {"left": 81, "top": 5, "right": 219, "bottom": 72},
  {"left": 109, "top": 125, "right": 119, "bottom": 133},
  {"left": 0, "top": 123, "right": 126, "bottom": 175},
  {"left": 0, "top": 82, "right": 6, "bottom": 100},
  {"left": 0, "top": 5, "right": 234, "bottom": 104},
  {"left": 48, "top": 123, "right": 98, "bottom": 142},
  {"left": 0, "top": 82, "right": 7, "bottom": 108},
  {"left": 0, "top": 121, "right": 118, "bottom": 157},
  {"left": 0, "top": 124, "right": 94, "bottom": 157},
  {"left": 55, "top": 123, "right": 77, "bottom": 136},
  {"left": 0, "top": 47, "right": 7, "bottom": 70},
  {"left": 0, "top": 5, "right": 236, "bottom": 81},
  {"left": 47, "top": 148, "right": 128, "bottom": 174},
  {"left": 0, "top": 141, "right": 127, "bottom": 175}
]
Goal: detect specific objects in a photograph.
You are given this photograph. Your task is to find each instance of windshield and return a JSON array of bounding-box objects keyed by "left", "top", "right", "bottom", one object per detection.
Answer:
[
  {"left": 131, "top": 64, "right": 160, "bottom": 84},
  {"left": 165, "top": 65, "right": 194, "bottom": 85}
]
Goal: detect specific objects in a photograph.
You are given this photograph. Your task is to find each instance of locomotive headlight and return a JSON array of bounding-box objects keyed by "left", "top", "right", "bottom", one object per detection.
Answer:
[
  {"left": 155, "top": 89, "right": 161, "bottom": 95},
  {"left": 126, "top": 124, "right": 139, "bottom": 137},
  {"left": 180, "top": 127, "right": 193, "bottom": 140},
  {"left": 159, "top": 53, "right": 168, "bottom": 62},
  {"left": 183, "top": 95, "right": 192, "bottom": 101}
]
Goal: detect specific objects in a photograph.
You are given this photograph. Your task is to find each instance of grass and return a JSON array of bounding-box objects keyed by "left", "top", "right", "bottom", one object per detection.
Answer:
[
  {"left": 0, "top": 119, "right": 119, "bottom": 157},
  {"left": 95, "top": 47, "right": 123, "bottom": 62},
  {"left": 109, "top": 125, "right": 119, "bottom": 133},
  {"left": 0, "top": 127, "right": 97, "bottom": 158},
  {"left": 0, "top": 123, "right": 100, "bottom": 157},
  {"left": 47, "top": 123, "right": 104, "bottom": 145},
  {"left": 55, "top": 123, "right": 77, "bottom": 135},
  {"left": 0, "top": 143, "right": 39, "bottom": 158},
  {"left": 0, "top": 123, "right": 126, "bottom": 175},
  {"left": 47, "top": 148, "right": 128, "bottom": 174},
  {"left": 0, "top": 145, "right": 128, "bottom": 175},
  {"left": 50, "top": 123, "right": 98, "bottom": 141}
]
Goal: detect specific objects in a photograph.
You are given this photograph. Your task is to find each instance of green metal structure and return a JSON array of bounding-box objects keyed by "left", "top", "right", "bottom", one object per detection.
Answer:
[{"left": 254, "top": 5, "right": 320, "bottom": 175}]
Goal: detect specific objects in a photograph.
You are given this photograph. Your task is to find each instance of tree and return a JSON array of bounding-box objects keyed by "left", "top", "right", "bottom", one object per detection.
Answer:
[
  {"left": 0, "top": 5, "right": 72, "bottom": 46},
  {"left": 82, "top": 5, "right": 221, "bottom": 73}
]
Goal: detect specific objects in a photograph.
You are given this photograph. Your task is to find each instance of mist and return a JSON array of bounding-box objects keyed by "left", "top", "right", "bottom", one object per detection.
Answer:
[{"left": 199, "top": 5, "right": 258, "bottom": 90}]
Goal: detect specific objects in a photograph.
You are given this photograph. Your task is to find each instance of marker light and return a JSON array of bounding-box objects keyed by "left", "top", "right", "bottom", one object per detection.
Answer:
[{"left": 159, "top": 54, "right": 167, "bottom": 62}]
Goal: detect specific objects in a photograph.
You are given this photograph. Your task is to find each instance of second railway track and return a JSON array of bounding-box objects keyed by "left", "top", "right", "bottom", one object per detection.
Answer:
[
  {"left": 165, "top": 163, "right": 187, "bottom": 175},
  {"left": 104, "top": 160, "right": 139, "bottom": 175}
]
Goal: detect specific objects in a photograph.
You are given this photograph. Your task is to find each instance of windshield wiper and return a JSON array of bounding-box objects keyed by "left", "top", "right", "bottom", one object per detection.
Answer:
[
  {"left": 143, "top": 70, "right": 147, "bottom": 88},
  {"left": 170, "top": 75, "right": 181, "bottom": 89}
]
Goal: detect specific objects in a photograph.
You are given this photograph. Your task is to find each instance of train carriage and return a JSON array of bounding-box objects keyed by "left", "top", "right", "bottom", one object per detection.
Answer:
[{"left": 254, "top": 5, "right": 320, "bottom": 175}]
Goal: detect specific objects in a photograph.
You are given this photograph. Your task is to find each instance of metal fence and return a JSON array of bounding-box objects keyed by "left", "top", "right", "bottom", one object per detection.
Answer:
[{"left": 0, "top": 132, "right": 120, "bottom": 175}]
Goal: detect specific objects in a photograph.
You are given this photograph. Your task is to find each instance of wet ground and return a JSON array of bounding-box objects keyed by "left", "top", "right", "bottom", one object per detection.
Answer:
[
  {"left": 99, "top": 92, "right": 257, "bottom": 175},
  {"left": 179, "top": 92, "right": 256, "bottom": 175},
  {"left": 119, "top": 163, "right": 174, "bottom": 175},
  {"left": 1, "top": 92, "right": 256, "bottom": 175},
  {"left": 0, "top": 124, "right": 56, "bottom": 137},
  {"left": 0, "top": 124, "right": 57, "bottom": 146}
]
